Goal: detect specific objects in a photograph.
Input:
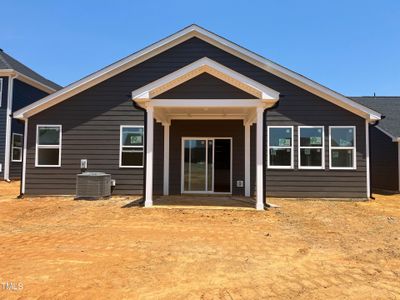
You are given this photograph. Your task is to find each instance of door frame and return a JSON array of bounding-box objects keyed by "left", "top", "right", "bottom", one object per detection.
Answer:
[{"left": 181, "top": 137, "right": 233, "bottom": 194}]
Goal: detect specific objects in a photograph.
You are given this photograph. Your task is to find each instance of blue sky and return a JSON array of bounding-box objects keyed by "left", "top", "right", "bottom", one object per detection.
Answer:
[{"left": 1, "top": 0, "right": 399, "bottom": 96}]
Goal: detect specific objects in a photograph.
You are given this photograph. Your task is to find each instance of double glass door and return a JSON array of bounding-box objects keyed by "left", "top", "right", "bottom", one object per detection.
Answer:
[{"left": 182, "top": 138, "right": 231, "bottom": 193}]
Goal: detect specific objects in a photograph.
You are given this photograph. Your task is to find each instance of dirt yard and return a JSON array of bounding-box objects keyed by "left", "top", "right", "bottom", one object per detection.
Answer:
[{"left": 0, "top": 181, "right": 399, "bottom": 299}]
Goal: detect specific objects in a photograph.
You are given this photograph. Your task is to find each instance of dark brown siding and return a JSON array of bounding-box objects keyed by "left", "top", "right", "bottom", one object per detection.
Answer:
[
  {"left": 25, "top": 37, "right": 367, "bottom": 198},
  {"left": 169, "top": 120, "right": 244, "bottom": 195},
  {"left": 370, "top": 126, "right": 399, "bottom": 192}
]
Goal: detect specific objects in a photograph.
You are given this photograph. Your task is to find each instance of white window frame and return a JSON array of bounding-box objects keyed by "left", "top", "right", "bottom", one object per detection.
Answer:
[
  {"left": 11, "top": 133, "right": 23, "bottom": 162},
  {"left": 298, "top": 126, "right": 325, "bottom": 169},
  {"left": 0, "top": 78, "right": 3, "bottom": 107},
  {"left": 119, "top": 125, "right": 145, "bottom": 168},
  {"left": 267, "top": 126, "right": 294, "bottom": 169},
  {"left": 329, "top": 126, "right": 357, "bottom": 170},
  {"left": 35, "top": 125, "right": 62, "bottom": 167}
]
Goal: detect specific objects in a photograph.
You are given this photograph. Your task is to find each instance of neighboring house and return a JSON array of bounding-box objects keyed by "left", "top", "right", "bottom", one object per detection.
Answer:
[
  {"left": 14, "top": 25, "right": 382, "bottom": 210},
  {"left": 0, "top": 49, "right": 61, "bottom": 181},
  {"left": 352, "top": 97, "right": 400, "bottom": 193}
]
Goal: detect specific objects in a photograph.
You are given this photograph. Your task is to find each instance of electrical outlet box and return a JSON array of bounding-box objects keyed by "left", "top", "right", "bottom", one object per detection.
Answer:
[
  {"left": 80, "top": 159, "right": 88, "bottom": 170},
  {"left": 236, "top": 180, "right": 244, "bottom": 188}
]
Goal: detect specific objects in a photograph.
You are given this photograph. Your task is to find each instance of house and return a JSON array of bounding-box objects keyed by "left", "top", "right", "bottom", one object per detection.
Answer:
[
  {"left": 13, "top": 25, "right": 382, "bottom": 210},
  {"left": 0, "top": 49, "right": 61, "bottom": 181},
  {"left": 352, "top": 97, "right": 400, "bottom": 193}
]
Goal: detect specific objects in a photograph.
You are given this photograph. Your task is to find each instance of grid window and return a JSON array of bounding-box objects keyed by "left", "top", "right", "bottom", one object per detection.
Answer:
[{"left": 11, "top": 133, "right": 23, "bottom": 162}]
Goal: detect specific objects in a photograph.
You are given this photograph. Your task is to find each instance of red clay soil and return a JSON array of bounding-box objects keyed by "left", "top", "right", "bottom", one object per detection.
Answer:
[{"left": 0, "top": 181, "right": 399, "bottom": 299}]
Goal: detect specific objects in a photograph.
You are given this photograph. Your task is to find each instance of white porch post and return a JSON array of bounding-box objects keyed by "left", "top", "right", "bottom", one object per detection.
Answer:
[
  {"left": 256, "top": 106, "right": 264, "bottom": 210},
  {"left": 163, "top": 122, "right": 170, "bottom": 195},
  {"left": 145, "top": 106, "right": 154, "bottom": 207},
  {"left": 244, "top": 123, "right": 251, "bottom": 197}
]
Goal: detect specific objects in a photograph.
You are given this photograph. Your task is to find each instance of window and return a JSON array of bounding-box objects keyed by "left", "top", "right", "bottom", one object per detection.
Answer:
[
  {"left": 267, "top": 126, "right": 293, "bottom": 168},
  {"left": 329, "top": 126, "right": 356, "bottom": 169},
  {"left": 11, "top": 133, "right": 23, "bottom": 162},
  {"left": 120, "top": 126, "right": 144, "bottom": 168},
  {"left": 298, "top": 126, "right": 324, "bottom": 169},
  {"left": 36, "top": 125, "right": 62, "bottom": 167}
]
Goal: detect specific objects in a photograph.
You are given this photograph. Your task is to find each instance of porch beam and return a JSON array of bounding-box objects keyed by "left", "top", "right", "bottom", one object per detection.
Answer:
[
  {"left": 163, "top": 122, "right": 170, "bottom": 195},
  {"left": 256, "top": 107, "right": 264, "bottom": 210},
  {"left": 244, "top": 123, "right": 251, "bottom": 197},
  {"left": 145, "top": 106, "right": 154, "bottom": 207}
]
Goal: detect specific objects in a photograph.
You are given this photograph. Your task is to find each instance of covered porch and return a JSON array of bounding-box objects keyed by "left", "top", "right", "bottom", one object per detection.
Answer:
[{"left": 132, "top": 58, "right": 280, "bottom": 210}]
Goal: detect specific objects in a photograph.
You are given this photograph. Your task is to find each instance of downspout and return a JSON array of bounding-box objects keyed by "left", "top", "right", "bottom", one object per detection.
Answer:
[
  {"left": 369, "top": 120, "right": 380, "bottom": 200},
  {"left": 4, "top": 74, "right": 16, "bottom": 182}
]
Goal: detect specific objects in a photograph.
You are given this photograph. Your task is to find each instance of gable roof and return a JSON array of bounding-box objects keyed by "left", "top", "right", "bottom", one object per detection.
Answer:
[
  {"left": 132, "top": 57, "right": 280, "bottom": 102},
  {"left": 351, "top": 96, "right": 400, "bottom": 141},
  {"left": 0, "top": 49, "right": 61, "bottom": 92},
  {"left": 14, "top": 24, "right": 381, "bottom": 121}
]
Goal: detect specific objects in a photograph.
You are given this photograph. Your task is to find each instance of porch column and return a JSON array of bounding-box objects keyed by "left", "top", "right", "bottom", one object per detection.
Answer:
[
  {"left": 244, "top": 123, "right": 251, "bottom": 197},
  {"left": 145, "top": 106, "right": 154, "bottom": 207},
  {"left": 163, "top": 122, "right": 170, "bottom": 195},
  {"left": 256, "top": 106, "right": 264, "bottom": 210}
]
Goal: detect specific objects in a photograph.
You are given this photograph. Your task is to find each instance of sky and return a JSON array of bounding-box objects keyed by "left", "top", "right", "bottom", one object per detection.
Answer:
[{"left": 1, "top": 0, "right": 399, "bottom": 96}]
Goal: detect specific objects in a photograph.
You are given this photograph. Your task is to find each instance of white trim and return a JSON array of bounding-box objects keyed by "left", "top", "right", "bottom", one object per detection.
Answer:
[
  {"left": 0, "top": 78, "right": 3, "bottom": 107},
  {"left": 4, "top": 75, "right": 15, "bottom": 180},
  {"left": 244, "top": 123, "right": 251, "bottom": 197},
  {"left": 256, "top": 107, "right": 264, "bottom": 210},
  {"left": 21, "top": 120, "right": 28, "bottom": 194},
  {"left": 329, "top": 126, "right": 357, "bottom": 170},
  {"left": 163, "top": 123, "right": 170, "bottom": 195},
  {"left": 138, "top": 99, "right": 276, "bottom": 108},
  {"left": 267, "top": 126, "right": 294, "bottom": 169},
  {"left": 181, "top": 137, "right": 233, "bottom": 194},
  {"left": 298, "top": 126, "right": 325, "bottom": 170},
  {"left": 0, "top": 69, "right": 57, "bottom": 94},
  {"left": 365, "top": 120, "right": 370, "bottom": 198},
  {"left": 11, "top": 133, "right": 23, "bottom": 162},
  {"left": 13, "top": 25, "right": 381, "bottom": 121},
  {"left": 35, "top": 125, "right": 62, "bottom": 167},
  {"left": 144, "top": 107, "right": 154, "bottom": 207},
  {"left": 119, "top": 125, "right": 145, "bottom": 168}
]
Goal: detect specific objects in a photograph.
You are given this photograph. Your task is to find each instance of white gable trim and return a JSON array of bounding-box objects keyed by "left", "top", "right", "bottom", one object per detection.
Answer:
[
  {"left": 0, "top": 69, "right": 57, "bottom": 94},
  {"left": 14, "top": 25, "right": 381, "bottom": 121},
  {"left": 132, "top": 57, "right": 280, "bottom": 101}
]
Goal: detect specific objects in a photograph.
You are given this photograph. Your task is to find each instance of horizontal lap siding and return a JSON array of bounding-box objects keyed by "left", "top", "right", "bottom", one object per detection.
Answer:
[
  {"left": 369, "top": 127, "right": 399, "bottom": 192},
  {"left": 25, "top": 37, "right": 367, "bottom": 197},
  {"left": 265, "top": 97, "right": 367, "bottom": 198},
  {"left": 10, "top": 79, "right": 49, "bottom": 179}
]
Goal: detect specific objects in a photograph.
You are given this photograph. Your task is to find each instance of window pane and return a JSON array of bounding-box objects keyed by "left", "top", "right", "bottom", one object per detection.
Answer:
[
  {"left": 269, "top": 128, "right": 292, "bottom": 147},
  {"left": 300, "top": 128, "right": 323, "bottom": 146},
  {"left": 38, "top": 148, "right": 59, "bottom": 165},
  {"left": 331, "top": 127, "right": 354, "bottom": 147},
  {"left": 122, "top": 127, "right": 144, "bottom": 146},
  {"left": 39, "top": 127, "right": 60, "bottom": 145},
  {"left": 12, "top": 148, "right": 22, "bottom": 161},
  {"left": 13, "top": 134, "right": 23, "bottom": 147},
  {"left": 331, "top": 149, "right": 354, "bottom": 168},
  {"left": 300, "top": 148, "right": 322, "bottom": 167},
  {"left": 122, "top": 149, "right": 143, "bottom": 166},
  {"left": 269, "top": 148, "right": 291, "bottom": 166}
]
